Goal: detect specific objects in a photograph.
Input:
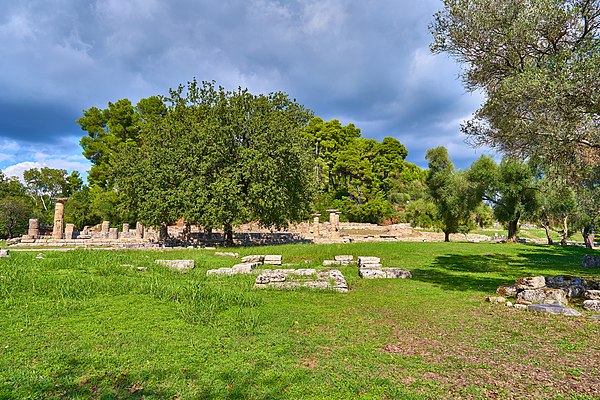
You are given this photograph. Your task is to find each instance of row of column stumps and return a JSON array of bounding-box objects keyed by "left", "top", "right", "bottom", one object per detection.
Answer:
[
  {"left": 29, "top": 198, "right": 146, "bottom": 240},
  {"left": 311, "top": 209, "right": 341, "bottom": 238}
]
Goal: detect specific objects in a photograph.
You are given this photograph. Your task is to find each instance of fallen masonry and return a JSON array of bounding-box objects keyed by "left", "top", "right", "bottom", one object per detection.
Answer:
[
  {"left": 322, "top": 255, "right": 354, "bottom": 266},
  {"left": 357, "top": 256, "right": 412, "bottom": 279},
  {"left": 254, "top": 269, "right": 348, "bottom": 293},
  {"left": 489, "top": 275, "right": 600, "bottom": 316}
]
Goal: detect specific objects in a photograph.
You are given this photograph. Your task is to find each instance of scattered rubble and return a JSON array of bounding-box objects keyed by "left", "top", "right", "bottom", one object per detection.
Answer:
[
  {"left": 491, "top": 275, "right": 600, "bottom": 316},
  {"left": 357, "top": 256, "right": 412, "bottom": 279}
]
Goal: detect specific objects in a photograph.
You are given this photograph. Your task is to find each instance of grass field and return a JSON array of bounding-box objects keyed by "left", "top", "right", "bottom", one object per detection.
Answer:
[{"left": 1, "top": 242, "right": 599, "bottom": 399}]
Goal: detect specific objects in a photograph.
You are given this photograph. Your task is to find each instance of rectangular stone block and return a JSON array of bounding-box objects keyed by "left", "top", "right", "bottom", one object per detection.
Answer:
[
  {"left": 383, "top": 268, "right": 412, "bottom": 279},
  {"left": 334, "top": 255, "right": 354, "bottom": 262},
  {"left": 263, "top": 255, "right": 282, "bottom": 265},
  {"left": 358, "top": 256, "right": 380, "bottom": 267},
  {"left": 242, "top": 255, "right": 264, "bottom": 263},
  {"left": 359, "top": 268, "right": 386, "bottom": 279},
  {"left": 515, "top": 276, "right": 546, "bottom": 290}
]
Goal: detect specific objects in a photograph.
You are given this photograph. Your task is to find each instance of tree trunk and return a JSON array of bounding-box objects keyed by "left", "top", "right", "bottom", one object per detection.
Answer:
[
  {"left": 542, "top": 223, "right": 553, "bottom": 245},
  {"left": 444, "top": 230, "right": 450, "bottom": 242},
  {"left": 223, "top": 223, "right": 234, "bottom": 246},
  {"left": 507, "top": 219, "right": 518, "bottom": 243},
  {"left": 561, "top": 215, "right": 569, "bottom": 246},
  {"left": 582, "top": 226, "right": 595, "bottom": 249},
  {"left": 159, "top": 224, "right": 168, "bottom": 243}
]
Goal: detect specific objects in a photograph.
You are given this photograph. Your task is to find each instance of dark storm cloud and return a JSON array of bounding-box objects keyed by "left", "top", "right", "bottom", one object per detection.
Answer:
[
  {"left": 0, "top": 101, "right": 81, "bottom": 143},
  {"left": 0, "top": 0, "right": 491, "bottom": 175}
]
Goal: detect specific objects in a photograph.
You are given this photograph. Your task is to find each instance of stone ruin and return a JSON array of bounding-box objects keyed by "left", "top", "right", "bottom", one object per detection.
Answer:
[
  {"left": 9, "top": 201, "right": 492, "bottom": 248},
  {"left": 205, "top": 254, "right": 412, "bottom": 293},
  {"left": 488, "top": 275, "right": 600, "bottom": 317}
]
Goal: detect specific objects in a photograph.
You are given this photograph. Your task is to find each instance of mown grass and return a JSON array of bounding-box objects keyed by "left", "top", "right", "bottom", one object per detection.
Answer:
[{"left": 0, "top": 242, "right": 599, "bottom": 399}]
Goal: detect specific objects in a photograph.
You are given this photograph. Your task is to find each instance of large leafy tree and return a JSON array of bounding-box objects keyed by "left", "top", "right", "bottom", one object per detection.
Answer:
[
  {"left": 426, "top": 146, "right": 478, "bottom": 241},
  {"left": 430, "top": 0, "right": 600, "bottom": 173},
  {"left": 469, "top": 156, "right": 539, "bottom": 242},
  {"left": 115, "top": 80, "right": 316, "bottom": 244},
  {"left": 0, "top": 172, "right": 33, "bottom": 238}
]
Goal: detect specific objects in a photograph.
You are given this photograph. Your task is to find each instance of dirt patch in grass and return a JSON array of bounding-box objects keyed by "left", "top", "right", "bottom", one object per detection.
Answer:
[{"left": 380, "top": 306, "right": 600, "bottom": 399}]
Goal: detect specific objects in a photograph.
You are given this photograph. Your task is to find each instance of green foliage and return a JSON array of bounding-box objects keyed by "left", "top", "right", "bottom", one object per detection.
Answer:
[
  {"left": 115, "top": 80, "right": 316, "bottom": 239},
  {"left": 304, "top": 117, "right": 417, "bottom": 224},
  {"left": 426, "top": 146, "right": 478, "bottom": 240},
  {"left": 469, "top": 156, "right": 538, "bottom": 241},
  {"left": 431, "top": 0, "right": 600, "bottom": 173},
  {"left": 0, "top": 196, "right": 32, "bottom": 238},
  {"left": 405, "top": 198, "right": 439, "bottom": 228},
  {"left": 78, "top": 97, "right": 166, "bottom": 189}
]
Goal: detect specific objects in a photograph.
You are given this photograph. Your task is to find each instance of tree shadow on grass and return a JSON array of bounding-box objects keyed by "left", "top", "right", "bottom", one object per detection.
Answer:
[{"left": 411, "top": 245, "right": 597, "bottom": 293}]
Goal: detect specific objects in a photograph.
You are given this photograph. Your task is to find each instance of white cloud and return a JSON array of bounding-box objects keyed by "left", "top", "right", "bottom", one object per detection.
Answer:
[{"left": 3, "top": 158, "right": 90, "bottom": 182}]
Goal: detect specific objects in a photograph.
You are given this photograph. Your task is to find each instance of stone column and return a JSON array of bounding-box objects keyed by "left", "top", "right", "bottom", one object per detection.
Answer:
[
  {"left": 101, "top": 221, "right": 110, "bottom": 238},
  {"left": 52, "top": 198, "right": 68, "bottom": 239},
  {"left": 64, "top": 223, "right": 76, "bottom": 239},
  {"left": 28, "top": 219, "right": 40, "bottom": 238},
  {"left": 108, "top": 228, "right": 119, "bottom": 240},
  {"left": 311, "top": 213, "right": 321, "bottom": 237},
  {"left": 327, "top": 209, "right": 340, "bottom": 238},
  {"left": 123, "top": 223, "right": 130, "bottom": 233},
  {"left": 135, "top": 222, "right": 144, "bottom": 239}
]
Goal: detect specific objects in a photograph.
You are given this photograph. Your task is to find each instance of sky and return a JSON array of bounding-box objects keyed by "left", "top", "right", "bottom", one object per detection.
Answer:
[{"left": 0, "top": 0, "right": 496, "bottom": 181}]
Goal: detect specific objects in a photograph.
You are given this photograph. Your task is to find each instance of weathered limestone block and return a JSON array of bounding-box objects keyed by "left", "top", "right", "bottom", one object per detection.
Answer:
[
  {"left": 242, "top": 255, "right": 264, "bottom": 264},
  {"left": 255, "top": 273, "right": 286, "bottom": 284},
  {"left": 323, "top": 260, "right": 341, "bottom": 266},
  {"left": 585, "top": 290, "right": 600, "bottom": 300},
  {"left": 334, "top": 255, "right": 354, "bottom": 263},
  {"left": 155, "top": 259, "right": 195, "bottom": 271},
  {"left": 328, "top": 269, "right": 348, "bottom": 292},
  {"left": 517, "top": 288, "right": 568, "bottom": 305},
  {"left": 582, "top": 254, "right": 600, "bottom": 268},
  {"left": 0, "top": 249, "right": 9, "bottom": 258},
  {"left": 383, "top": 268, "right": 412, "bottom": 279},
  {"left": 528, "top": 303, "right": 582, "bottom": 316},
  {"left": 64, "top": 223, "right": 78, "bottom": 240},
  {"left": 263, "top": 255, "right": 282, "bottom": 265},
  {"left": 28, "top": 218, "right": 40, "bottom": 238},
  {"left": 135, "top": 222, "right": 144, "bottom": 239},
  {"left": 359, "top": 268, "right": 386, "bottom": 279},
  {"left": 231, "top": 262, "right": 260, "bottom": 274},
  {"left": 311, "top": 213, "right": 321, "bottom": 236},
  {"left": 496, "top": 285, "right": 518, "bottom": 297},
  {"left": 101, "top": 221, "right": 110, "bottom": 236},
  {"left": 583, "top": 300, "right": 600, "bottom": 311},
  {"left": 108, "top": 228, "right": 119, "bottom": 240},
  {"left": 487, "top": 296, "right": 507, "bottom": 303},
  {"left": 515, "top": 276, "right": 546, "bottom": 290},
  {"left": 122, "top": 223, "right": 130, "bottom": 233},
  {"left": 358, "top": 256, "right": 381, "bottom": 267},
  {"left": 215, "top": 251, "right": 239, "bottom": 257},
  {"left": 303, "top": 281, "right": 331, "bottom": 290}
]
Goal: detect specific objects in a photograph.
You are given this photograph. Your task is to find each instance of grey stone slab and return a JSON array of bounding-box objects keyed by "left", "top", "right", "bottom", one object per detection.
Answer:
[{"left": 528, "top": 303, "right": 582, "bottom": 316}]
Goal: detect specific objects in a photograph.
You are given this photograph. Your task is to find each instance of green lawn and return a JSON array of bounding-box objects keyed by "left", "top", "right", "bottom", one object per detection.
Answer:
[{"left": 1, "top": 242, "right": 599, "bottom": 399}]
